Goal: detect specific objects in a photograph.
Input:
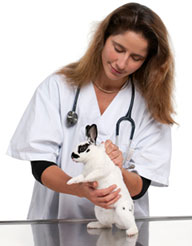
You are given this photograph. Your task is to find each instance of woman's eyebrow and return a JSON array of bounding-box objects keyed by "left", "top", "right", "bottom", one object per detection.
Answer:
[{"left": 112, "top": 40, "right": 146, "bottom": 58}]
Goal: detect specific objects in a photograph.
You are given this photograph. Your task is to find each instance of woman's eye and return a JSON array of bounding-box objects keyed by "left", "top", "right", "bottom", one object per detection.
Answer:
[
  {"left": 114, "top": 47, "right": 124, "bottom": 53},
  {"left": 131, "top": 56, "right": 143, "bottom": 62}
]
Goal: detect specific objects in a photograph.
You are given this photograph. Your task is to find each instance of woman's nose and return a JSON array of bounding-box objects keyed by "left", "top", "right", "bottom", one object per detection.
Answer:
[{"left": 116, "top": 55, "right": 128, "bottom": 71}]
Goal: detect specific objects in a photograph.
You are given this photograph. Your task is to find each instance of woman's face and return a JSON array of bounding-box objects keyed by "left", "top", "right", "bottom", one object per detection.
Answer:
[{"left": 101, "top": 30, "right": 148, "bottom": 85}]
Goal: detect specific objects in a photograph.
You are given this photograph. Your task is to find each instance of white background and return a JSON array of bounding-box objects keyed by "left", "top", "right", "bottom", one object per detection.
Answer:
[{"left": 0, "top": 0, "right": 191, "bottom": 220}]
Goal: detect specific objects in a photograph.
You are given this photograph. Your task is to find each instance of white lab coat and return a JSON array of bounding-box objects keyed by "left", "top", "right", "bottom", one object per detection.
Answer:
[{"left": 7, "top": 73, "right": 171, "bottom": 219}]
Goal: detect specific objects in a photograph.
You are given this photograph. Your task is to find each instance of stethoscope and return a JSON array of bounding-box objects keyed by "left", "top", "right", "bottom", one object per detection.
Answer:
[{"left": 66, "top": 77, "right": 136, "bottom": 167}]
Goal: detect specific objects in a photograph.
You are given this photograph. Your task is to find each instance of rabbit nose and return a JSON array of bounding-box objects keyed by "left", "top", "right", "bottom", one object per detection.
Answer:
[{"left": 71, "top": 152, "right": 80, "bottom": 159}]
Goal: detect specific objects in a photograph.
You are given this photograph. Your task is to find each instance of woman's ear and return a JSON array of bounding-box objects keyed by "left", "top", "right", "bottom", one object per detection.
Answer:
[{"left": 85, "top": 124, "right": 98, "bottom": 144}]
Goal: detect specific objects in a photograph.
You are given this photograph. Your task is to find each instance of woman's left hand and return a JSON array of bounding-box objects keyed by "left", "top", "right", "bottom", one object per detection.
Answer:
[{"left": 105, "top": 140, "right": 123, "bottom": 170}]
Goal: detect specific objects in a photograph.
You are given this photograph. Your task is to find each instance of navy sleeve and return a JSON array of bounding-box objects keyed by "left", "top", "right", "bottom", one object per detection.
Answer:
[
  {"left": 31, "top": 160, "right": 57, "bottom": 184},
  {"left": 132, "top": 176, "right": 151, "bottom": 200}
]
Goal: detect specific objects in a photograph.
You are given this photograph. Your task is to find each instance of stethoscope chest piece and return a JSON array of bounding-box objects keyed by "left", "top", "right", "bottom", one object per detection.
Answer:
[
  {"left": 66, "top": 86, "right": 81, "bottom": 127},
  {"left": 66, "top": 110, "right": 78, "bottom": 127}
]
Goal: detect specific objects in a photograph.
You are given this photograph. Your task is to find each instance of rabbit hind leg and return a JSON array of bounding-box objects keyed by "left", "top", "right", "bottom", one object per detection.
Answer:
[
  {"left": 115, "top": 203, "right": 138, "bottom": 236},
  {"left": 126, "top": 226, "right": 138, "bottom": 237},
  {"left": 87, "top": 206, "right": 114, "bottom": 229}
]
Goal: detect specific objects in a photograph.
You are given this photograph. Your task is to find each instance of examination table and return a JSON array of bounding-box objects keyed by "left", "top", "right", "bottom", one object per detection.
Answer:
[{"left": 0, "top": 216, "right": 192, "bottom": 245}]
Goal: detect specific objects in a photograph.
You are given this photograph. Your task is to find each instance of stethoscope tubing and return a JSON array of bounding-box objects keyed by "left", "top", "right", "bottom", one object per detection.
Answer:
[
  {"left": 67, "top": 77, "right": 136, "bottom": 166},
  {"left": 115, "top": 77, "right": 135, "bottom": 140},
  {"left": 72, "top": 86, "right": 80, "bottom": 112}
]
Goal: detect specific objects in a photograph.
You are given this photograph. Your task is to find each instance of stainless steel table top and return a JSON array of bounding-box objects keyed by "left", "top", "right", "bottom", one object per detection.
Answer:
[{"left": 0, "top": 216, "right": 192, "bottom": 246}]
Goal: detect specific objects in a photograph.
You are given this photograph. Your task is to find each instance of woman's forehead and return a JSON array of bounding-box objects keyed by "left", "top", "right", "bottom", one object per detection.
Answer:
[{"left": 110, "top": 31, "right": 149, "bottom": 55}]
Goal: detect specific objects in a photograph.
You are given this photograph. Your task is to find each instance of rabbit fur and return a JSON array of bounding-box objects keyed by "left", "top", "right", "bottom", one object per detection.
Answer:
[{"left": 67, "top": 124, "right": 138, "bottom": 236}]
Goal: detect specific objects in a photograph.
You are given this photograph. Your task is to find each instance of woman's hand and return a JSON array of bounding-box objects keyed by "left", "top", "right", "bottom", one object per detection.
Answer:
[
  {"left": 73, "top": 140, "right": 123, "bottom": 209},
  {"left": 78, "top": 181, "right": 121, "bottom": 209},
  {"left": 105, "top": 140, "right": 123, "bottom": 170}
]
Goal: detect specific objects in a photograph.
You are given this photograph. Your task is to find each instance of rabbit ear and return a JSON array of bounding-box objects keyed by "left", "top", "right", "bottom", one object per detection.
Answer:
[{"left": 86, "top": 124, "right": 98, "bottom": 144}]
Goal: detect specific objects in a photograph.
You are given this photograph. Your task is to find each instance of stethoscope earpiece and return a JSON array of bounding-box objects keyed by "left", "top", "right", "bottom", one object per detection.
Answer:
[{"left": 66, "top": 111, "right": 78, "bottom": 127}]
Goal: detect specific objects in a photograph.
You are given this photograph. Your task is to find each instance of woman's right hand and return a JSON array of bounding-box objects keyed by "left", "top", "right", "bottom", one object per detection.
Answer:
[
  {"left": 42, "top": 166, "right": 121, "bottom": 209},
  {"left": 41, "top": 166, "right": 121, "bottom": 207},
  {"left": 78, "top": 181, "right": 121, "bottom": 209}
]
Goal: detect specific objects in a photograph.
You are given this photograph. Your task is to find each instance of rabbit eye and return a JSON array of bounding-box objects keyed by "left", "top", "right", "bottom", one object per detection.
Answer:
[
  {"left": 78, "top": 143, "right": 89, "bottom": 153},
  {"left": 86, "top": 149, "right": 90, "bottom": 153}
]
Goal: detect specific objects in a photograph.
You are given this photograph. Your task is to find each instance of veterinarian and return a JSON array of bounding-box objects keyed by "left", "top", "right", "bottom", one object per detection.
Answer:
[{"left": 7, "top": 3, "right": 175, "bottom": 220}]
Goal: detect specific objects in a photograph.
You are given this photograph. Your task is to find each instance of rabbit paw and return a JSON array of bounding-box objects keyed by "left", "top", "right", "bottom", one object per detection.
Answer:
[
  {"left": 67, "top": 175, "right": 84, "bottom": 185},
  {"left": 87, "top": 221, "right": 112, "bottom": 229},
  {"left": 126, "top": 226, "right": 138, "bottom": 237}
]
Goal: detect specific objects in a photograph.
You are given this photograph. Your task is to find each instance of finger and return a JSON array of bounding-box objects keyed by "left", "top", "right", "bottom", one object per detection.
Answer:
[
  {"left": 87, "top": 181, "right": 98, "bottom": 189},
  {"left": 112, "top": 154, "right": 124, "bottom": 166},
  {"left": 107, "top": 147, "right": 123, "bottom": 169},
  {"left": 97, "top": 188, "right": 121, "bottom": 203},
  {"left": 96, "top": 184, "right": 117, "bottom": 197},
  {"left": 107, "top": 144, "right": 118, "bottom": 154},
  {"left": 105, "top": 139, "right": 112, "bottom": 148},
  {"left": 105, "top": 140, "right": 115, "bottom": 152},
  {"left": 97, "top": 190, "right": 121, "bottom": 209},
  {"left": 92, "top": 181, "right": 98, "bottom": 188},
  {"left": 105, "top": 142, "right": 119, "bottom": 155},
  {"left": 87, "top": 186, "right": 121, "bottom": 209},
  {"left": 106, "top": 194, "right": 121, "bottom": 208},
  {"left": 108, "top": 149, "right": 121, "bottom": 160},
  {"left": 91, "top": 181, "right": 98, "bottom": 188}
]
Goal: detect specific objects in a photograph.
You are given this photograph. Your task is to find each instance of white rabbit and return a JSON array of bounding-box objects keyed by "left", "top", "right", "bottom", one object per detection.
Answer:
[{"left": 67, "top": 124, "right": 138, "bottom": 237}]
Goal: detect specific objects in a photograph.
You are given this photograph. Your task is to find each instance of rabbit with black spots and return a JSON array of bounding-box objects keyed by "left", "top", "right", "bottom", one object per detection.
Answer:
[{"left": 67, "top": 124, "right": 138, "bottom": 237}]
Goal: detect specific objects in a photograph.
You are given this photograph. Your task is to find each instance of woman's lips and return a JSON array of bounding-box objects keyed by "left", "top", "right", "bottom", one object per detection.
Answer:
[{"left": 110, "top": 65, "right": 123, "bottom": 75}]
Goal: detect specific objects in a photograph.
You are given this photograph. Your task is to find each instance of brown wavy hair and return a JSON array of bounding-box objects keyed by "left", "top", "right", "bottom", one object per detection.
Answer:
[{"left": 57, "top": 3, "right": 175, "bottom": 124}]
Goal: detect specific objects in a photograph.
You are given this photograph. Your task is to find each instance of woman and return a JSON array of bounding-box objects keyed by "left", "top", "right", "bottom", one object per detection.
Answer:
[{"left": 7, "top": 3, "right": 175, "bottom": 219}]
